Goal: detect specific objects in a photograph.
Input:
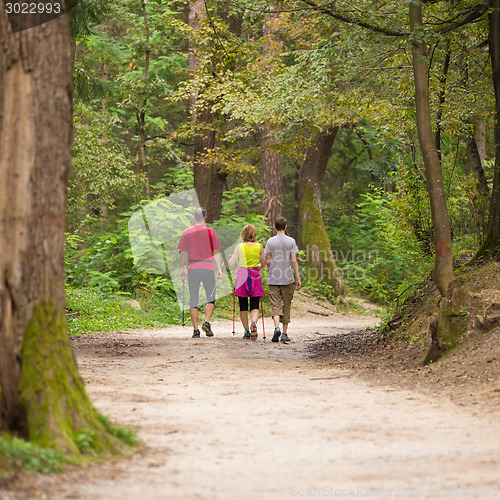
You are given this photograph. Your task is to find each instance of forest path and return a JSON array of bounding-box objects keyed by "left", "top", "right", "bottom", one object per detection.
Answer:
[{"left": 18, "top": 313, "right": 500, "bottom": 499}]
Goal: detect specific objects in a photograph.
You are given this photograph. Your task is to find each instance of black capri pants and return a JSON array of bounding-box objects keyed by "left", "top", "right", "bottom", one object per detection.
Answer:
[
  {"left": 188, "top": 269, "right": 216, "bottom": 309},
  {"left": 238, "top": 296, "right": 261, "bottom": 312}
]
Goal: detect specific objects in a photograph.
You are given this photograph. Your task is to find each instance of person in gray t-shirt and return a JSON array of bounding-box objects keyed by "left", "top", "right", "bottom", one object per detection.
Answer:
[{"left": 264, "top": 216, "right": 301, "bottom": 343}]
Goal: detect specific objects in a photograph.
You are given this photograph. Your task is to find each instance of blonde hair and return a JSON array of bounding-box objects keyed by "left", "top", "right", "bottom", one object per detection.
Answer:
[{"left": 241, "top": 224, "right": 257, "bottom": 242}]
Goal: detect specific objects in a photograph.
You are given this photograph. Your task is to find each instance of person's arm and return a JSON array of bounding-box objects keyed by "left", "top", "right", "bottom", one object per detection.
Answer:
[
  {"left": 228, "top": 245, "right": 239, "bottom": 270},
  {"left": 259, "top": 245, "right": 266, "bottom": 268},
  {"left": 180, "top": 251, "right": 188, "bottom": 281},
  {"left": 266, "top": 254, "right": 271, "bottom": 268},
  {"left": 291, "top": 252, "right": 301, "bottom": 290},
  {"left": 213, "top": 249, "right": 222, "bottom": 279}
]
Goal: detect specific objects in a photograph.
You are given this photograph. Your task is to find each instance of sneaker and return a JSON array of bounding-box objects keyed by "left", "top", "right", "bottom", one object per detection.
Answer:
[
  {"left": 202, "top": 321, "right": 214, "bottom": 337},
  {"left": 243, "top": 330, "right": 251, "bottom": 340},
  {"left": 250, "top": 322, "right": 258, "bottom": 341},
  {"left": 281, "top": 333, "right": 291, "bottom": 343},
  {"left": 272, "top": 327, "right": 281, "bottom": 343},
  {"left": 192, "top": 329, "right": 201, "bottom": 338}
]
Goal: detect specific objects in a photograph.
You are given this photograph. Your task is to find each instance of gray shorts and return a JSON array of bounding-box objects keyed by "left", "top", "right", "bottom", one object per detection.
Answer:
[{"left": 268, "top": 283, "right": 295, "bottom": 324}]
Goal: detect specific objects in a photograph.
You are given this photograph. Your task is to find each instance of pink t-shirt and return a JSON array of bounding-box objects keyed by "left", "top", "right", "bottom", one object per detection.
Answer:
[{"left": 177, "top": 224, "right": 221, "bottom": 270}]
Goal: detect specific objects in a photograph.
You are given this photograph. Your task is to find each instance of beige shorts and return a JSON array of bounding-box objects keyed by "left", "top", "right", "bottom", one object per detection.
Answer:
[{"left": 268, "top": 283, "right": 296, "bottom": 324}]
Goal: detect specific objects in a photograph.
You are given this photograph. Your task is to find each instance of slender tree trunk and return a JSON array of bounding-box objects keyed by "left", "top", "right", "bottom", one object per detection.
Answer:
[
  {"left": 464, "top": 134, "right": 489, "bottom": 198},
  {"left": 298, "top": 127, "right": 344, "bottom": 295},
  {"left": 260, "top": 10, "right": 283, "bottom": 228},
  {"left": 409, "top": 2, "right": 455, "bottom": 295},
  {"left": 189, "top": 0, "right": 226, "bottom": 222},
  {"left": 0, "top": 12, "right": 123, "bottom": 455},
  {"left": 136, "top": 0, "right": 150, "bottom": 199},
  {"left": 475, "top": 119, "right": 487, "bottom": 165},
  {"left": 434, "top": 44, "right": 451, "bottom": 161},
  {"left": 478, "top": 0, "right": 500, "bottom": 254}
]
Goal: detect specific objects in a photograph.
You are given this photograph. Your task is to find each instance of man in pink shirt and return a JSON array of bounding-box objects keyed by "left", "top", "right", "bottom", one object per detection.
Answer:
[{"left": 178, "top": 208, "right": 222, "bottom": 338}]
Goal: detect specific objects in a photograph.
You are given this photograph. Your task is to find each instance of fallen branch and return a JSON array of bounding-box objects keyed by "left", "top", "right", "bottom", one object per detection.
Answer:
[{"left": 307, "top": 309, "right": 330, "bottom": 317}]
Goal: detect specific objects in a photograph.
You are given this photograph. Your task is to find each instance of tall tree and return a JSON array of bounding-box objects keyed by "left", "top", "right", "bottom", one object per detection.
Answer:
[
  {"left": 260, "top": 9, "right": 283, "bottom": 227},
  {"left": 298, "top": 127, "right": 344, "bottom": 295},
  {"left": 409, "top": 1, "right": 455, "bottom": 295},
  {"left": 189, "top": 0, "right": 227, "bottom": 222},
  {"left": 480, "top": 0, "right": 500, "bottom": 255},
  {"left": 0, "top": 11, "right": 122, "bottom": 455}
]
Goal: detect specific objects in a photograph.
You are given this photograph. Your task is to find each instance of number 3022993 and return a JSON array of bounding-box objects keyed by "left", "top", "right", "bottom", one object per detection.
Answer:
[{"left": 4, "top": 2, "right": 63, "bottom": 15}]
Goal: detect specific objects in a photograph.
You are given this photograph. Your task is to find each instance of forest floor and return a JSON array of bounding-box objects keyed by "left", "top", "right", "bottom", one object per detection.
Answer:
[{"left": 2, "top": 291, "right": 500, "bottom": 500}]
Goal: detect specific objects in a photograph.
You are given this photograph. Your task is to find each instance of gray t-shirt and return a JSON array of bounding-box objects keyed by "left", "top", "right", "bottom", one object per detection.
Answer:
[{"left": 264, "top": 234, "right": 299, "bottom": 285}]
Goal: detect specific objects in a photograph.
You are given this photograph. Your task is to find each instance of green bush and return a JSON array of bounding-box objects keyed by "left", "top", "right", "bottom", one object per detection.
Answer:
[{"left": 0, "top": 434, "right": 68, "bottom": 475}]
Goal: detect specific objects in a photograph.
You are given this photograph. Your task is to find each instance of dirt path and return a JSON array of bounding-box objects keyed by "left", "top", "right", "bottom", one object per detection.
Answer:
[{"left": 5, "top": 312, "right": 500, "bottom": 499}]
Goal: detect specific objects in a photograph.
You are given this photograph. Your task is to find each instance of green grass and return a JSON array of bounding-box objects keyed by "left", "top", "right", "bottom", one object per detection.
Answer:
[
  {"left": 66, "top": 287, "right": 181, "bottom": 334},
  {"left": 0, "top": 434, "right": 68, "bottom": 475}
]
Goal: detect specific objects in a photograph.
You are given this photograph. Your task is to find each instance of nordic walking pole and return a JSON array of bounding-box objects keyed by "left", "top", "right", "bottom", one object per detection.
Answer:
[
  {"left": 182, "top": 278, "right": 185, "bottom": 327},
  {"left": 232, "top": 264, "right": 236, "bottom": 336},
  {"left": 261, "top": 296, "right": 266, "bottom": 341}
]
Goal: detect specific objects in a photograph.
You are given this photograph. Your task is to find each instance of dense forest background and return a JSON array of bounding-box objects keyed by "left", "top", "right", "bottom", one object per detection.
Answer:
[{"left": 66, "top": 0, "right": 498, "bottom": 332}]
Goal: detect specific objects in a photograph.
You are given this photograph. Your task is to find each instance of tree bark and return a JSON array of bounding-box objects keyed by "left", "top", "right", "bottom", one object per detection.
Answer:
[
  {"left": 0, "top": 12, "right": 123, "bottom": 456},
  {"left": 261, "top": 128, "right": 283, "bottom": 226},
  {"left": 136, "top": 0, "right": 151, "bottom": 200},
  {"left": 298, "top": 127, "right": 344, "bottom": 295},
  {"left": 260, "top": 10, "right": 283, "bottom": 228},
  {"left": 189, "top": 0, "right": 226, "bottom": 222},
  {"left": 478, "top": 0, "right": 500, "bottom": 255},
  {"left": 409, "top": 2, "right": 455, "bottom": 295},
  {"left": 463, "top": 133, "right": 489, "bottom": 235}
]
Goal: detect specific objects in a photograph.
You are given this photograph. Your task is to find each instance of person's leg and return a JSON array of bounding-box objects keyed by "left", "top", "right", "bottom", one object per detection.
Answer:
[
  {"left": 200, "top": 270, "right": 216, "bottom": 336},
  {"left": 249, "top": 297, "right": 260, "bottom": 340},
  {"left": 239, "top": 296, "right": 249, "bottom": 330},
  {"left": 188, "top": 270, "right": 202, "bottom": 333},
  {"left": 268, "top": 285, "right": 284, "bottom": 342},
  {"left": 205, "top": 302, "right": 215, "bottom": 322},
  {"left": 249, "top": 297, "right": 260, "bottom": 324},
  {"left": 280, "top": 283, "right": 295, "bottom": 341},
  {"left": 190, "top": 308, "right": 199, "bottom": 330}
]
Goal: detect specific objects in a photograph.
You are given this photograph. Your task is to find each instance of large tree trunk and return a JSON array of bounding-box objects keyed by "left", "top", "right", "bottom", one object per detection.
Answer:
[
  {"left": 298, "top": 127, "right": 344, "bottom": 295},
  {"left": 478, "top": 0, "right": 500, "bottom": 255},
  {"left": 189, "top": 0, "right": 226, "bottom": 222},
  {"left": 0, "top": 12, "right": 123, "bottom": 456},
  {"left": 261, "top": 127, "right": 283, "bottom": 226},
  {"left": 409, "top": 3, "right": 455, "bottom": 295},
  {"left": 260, "top": 10, "right": 283, "bottom": 228}
]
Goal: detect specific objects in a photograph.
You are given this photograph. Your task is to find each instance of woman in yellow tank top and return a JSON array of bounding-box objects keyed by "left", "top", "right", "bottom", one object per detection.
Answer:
[{"left": 228, "top": 224, "right": 266, "bottom": 340}]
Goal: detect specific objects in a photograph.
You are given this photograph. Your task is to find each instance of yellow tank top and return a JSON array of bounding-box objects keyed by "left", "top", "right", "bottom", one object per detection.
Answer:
[{"left": 238, "top": 243, "right": 261, "bottom": 268}]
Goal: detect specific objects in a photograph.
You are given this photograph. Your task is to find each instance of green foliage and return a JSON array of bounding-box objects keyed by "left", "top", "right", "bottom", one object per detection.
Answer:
[
  {"left": 0, "top": 434, "right": 68, "bottom": 475},
  {"left": 96, "top": 412, "right": 139, "bottom": 448},
  {"left": 220, "top": 187, "right": 271, "bottom": 242},
  {"left": 69, "top": 0, "right": 497, "bottom": 314},
  {"left": 326, "top": 189, "right": 430, "bottom": 304},
  {"left": 302, "top": 280, "right": 337, "bottom": 305},
  {"left": 66, "top": 287, "right": 180, "bottom": 334},
  {"left": 69, "top": 104, "right": 146, "bottom": 231}
]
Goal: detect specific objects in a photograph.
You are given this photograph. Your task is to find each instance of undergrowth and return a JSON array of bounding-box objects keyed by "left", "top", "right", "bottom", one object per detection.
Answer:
[
  {"left": 66, "top": 287, "right": 180, "bottom": 334},
  {"left": 0, "top": 434, "right": 68, "bottom": 475}
]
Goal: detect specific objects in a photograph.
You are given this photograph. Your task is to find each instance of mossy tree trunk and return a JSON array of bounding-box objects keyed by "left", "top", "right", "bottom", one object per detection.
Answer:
[
  {"left": 478, "top": 0, "right": 500, "bottom": 256},
  {"left": 0, "top": 12, "right": 124, "bottom": 457},
  {"left": 189, "top": 0, "right": 226, "bottom": 223},
  {"left": 409, "top": 3, "right": 455, "bottom": 295},
  {"left": 298, "top": 127, "right": 344, "bottom": 296}
]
